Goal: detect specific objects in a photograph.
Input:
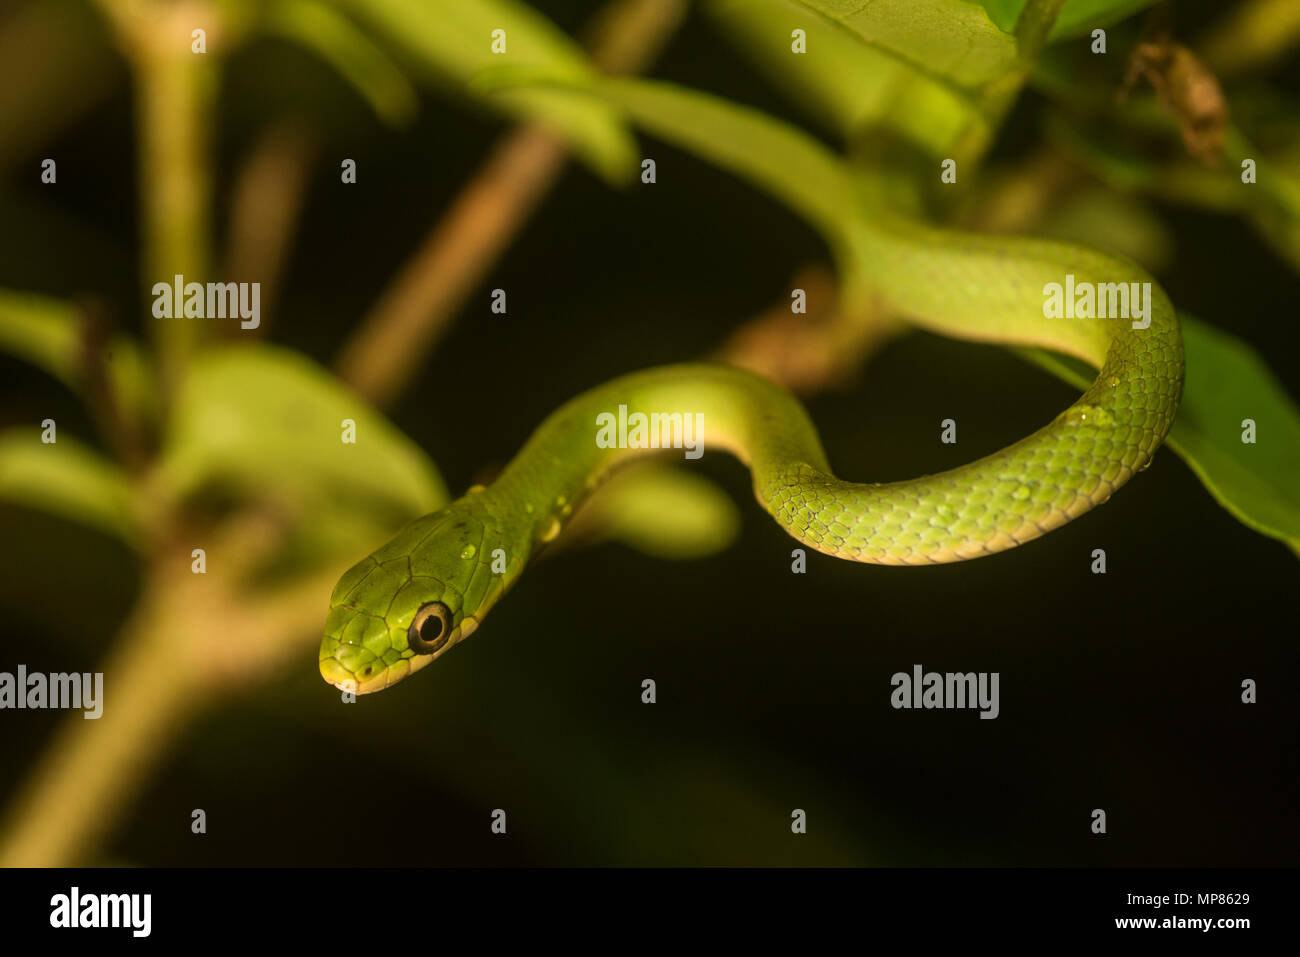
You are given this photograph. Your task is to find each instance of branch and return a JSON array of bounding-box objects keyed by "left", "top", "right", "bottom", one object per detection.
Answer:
[
  {"left": 219, "top": 121, "right": 317, "bottom": 338},
  {"left": 94, "top": 0, "right": 218, "bottom": 399},
  {"left": 0, "top": 518, "right": 343, "bottom": 866}
]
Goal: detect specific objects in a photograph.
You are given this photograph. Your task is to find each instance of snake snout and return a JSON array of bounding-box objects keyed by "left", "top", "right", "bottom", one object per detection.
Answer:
[{"left": 319, "top": 638, "right": 389, "bottom": 694}]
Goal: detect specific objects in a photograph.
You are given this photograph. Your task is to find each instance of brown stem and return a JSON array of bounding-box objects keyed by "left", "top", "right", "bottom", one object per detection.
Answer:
[
  {"left": 0, "top": 529, "right": 344, "bottom": 866},
  {"left": 76, "top": 299, "right": 149, "bottom": 471},
  {"left": 0, "top": 569, "right": 202, "bottom": 867},
  {"left": 132, "top": 11, "right": 216, "bottom": 400},
  {"left": 219, "top": 122, "right": 317, "bottom": 339},
  {"left": 713, "top": 265, "right": 900, "bottom": 393}
]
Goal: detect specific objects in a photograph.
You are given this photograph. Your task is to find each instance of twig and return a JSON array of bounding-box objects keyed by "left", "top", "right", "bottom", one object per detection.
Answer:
[
  {"left": 0, "top": 521, "right": 344, "bottom": 866},
  {"left": 958, "top": 0, "right": 1066, "bottom": 172},
  {"left": 713, "top": 265, "right": 900, "bottom": 393},
  {"left": 1014, "top": 0, "right": 1067, "bottom": 64},
  {"left": 94, "top": 0, "right": 217, "bottom": 399},
  {"left": 219, "top": 122, "right": 317, "bottom": 339},
  {"left": 333, "top": 124, "right": 569, "bottom": 406},
  {"left": 76, "top": 298, "right": 149, "bottom": 471}
]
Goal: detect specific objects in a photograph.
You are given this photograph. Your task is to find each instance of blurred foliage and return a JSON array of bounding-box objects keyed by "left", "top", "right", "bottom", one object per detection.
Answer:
[
  {"left": 0, "top": 429, "right": 137, "bottom": 545},
  {"left": 565, "top": 461, "right": 741, "bottom": 558},
  {"left": 261, "top": 0, "right": 419, "bottom": 127},
  {"left": 328, "top": 0, "right": 638, "bottom": 180},
  {"left": 155, "top": 344, "right": 445, "bottom": 524},
  {"left": 708, "top": 0, "right": 979, "bottom": 155},
  {"left": 0, "top": 288, "right": 152, "bottom": 422},
  {"left": 793, "top": 0, "right": 1019, "bottom": 87}
]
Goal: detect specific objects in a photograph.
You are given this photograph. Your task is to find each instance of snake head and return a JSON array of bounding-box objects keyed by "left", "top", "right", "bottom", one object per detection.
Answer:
[{"left": 318, "top": 498, "right": 517, "bottom": 694}]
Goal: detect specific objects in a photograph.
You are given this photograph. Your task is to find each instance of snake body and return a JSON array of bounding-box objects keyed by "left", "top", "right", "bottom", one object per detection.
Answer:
[{"left": 320, "top": 221, "right": 1183, "bottom": 694}]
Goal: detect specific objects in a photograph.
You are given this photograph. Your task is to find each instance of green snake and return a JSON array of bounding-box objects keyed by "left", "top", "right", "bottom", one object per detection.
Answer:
[{"left": 319, "top": 217, "right": 1183, "bottom": 694}]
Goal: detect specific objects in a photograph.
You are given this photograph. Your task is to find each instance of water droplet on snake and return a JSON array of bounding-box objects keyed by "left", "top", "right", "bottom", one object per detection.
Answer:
[
  {"left": 460, "top": 544, "right": 477, "bottom": 559},
  {"left": 1060, "top": 404, "right": 1114, "bottom": 427}
]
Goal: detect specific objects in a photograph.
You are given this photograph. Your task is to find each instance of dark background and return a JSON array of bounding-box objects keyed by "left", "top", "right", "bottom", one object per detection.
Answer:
[{"left": 1, "top": 0, "right": 1296, "bottom": 865}]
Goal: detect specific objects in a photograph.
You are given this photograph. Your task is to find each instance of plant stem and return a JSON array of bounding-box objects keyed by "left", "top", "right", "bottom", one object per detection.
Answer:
[
  {"left": 0, "top": 594, "right": 201, "bottom": 866},
  {"left": 135, "top": 19, "right": 215, "bottom": 400},
  {"left": 334, "top": 124, "right": 568, "bottom": 407},
  {"left": 94, "top": 0, "right": 217, "bottom": 401},
  {"left": 220, "top": 122, "right": 317, "bottom": 338},
  {"left": 0, "top": 533, "right": 342, "bottom": 866},
  {"left": 77, "top": 299, "right": 149, "bottom": 471},
  {"left": 1015, "top": 0, "right": 1067, "bottom": 64},
  {"left": 956, "top": 0, "right": 1066, "bottom": 174}
]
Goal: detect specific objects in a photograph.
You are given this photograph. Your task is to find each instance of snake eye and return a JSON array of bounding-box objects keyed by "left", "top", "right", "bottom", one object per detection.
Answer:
[{"left": 409, "top": 601, "right": 453, "bottom": 655}]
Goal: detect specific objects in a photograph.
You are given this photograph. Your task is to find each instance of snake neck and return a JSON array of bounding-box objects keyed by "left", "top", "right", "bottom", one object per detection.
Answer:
[{"left": 481, "top": 363, "right": 828, "bottom": 560}]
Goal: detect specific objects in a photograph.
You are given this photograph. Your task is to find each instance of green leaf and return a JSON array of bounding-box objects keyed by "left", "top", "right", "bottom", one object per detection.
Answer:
[
  {"left": 1049, "top": 0, "right": 1159, "bottom": 38},
  {"left": 0, "top": 288, "right": 152, "bottom": 421},
  {"left": 1024, "top": 314, "right": 1300, "bottom": 555},
  {"left": 0, "top": 290, "right": 81, "bottom": 380},
  {"left": 0, "top": 429, "right": 138, "bottom": 545},
  {"left": 328, "top": 0, "right": 637, "bottom": 182},
  {"left": 1033, "top": 186, "right": 1174, "bottom": 273},
  {"left": 481, "top": 73, "right": 855, "bottom": 249},
  {"left": 979, "top": 0, "right": 1157, "bottom": 37},
  {"left": 578, "top": 463, "right": 741, "bottom": 559},
  {"left": 792, "top": 0, "right": 1017, "bottom": 87},
  {"left": 154, "top": 343, "right": 447, "bottom": 522},
  {"left": 263, "top": 0, "right": 419, "bottom": 126},
  {"left": 707, "top": 0, "right": 982, "bottom": 155},
  {"left": 979, "top": 0, "right": 1025, "bottom": 30}
]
